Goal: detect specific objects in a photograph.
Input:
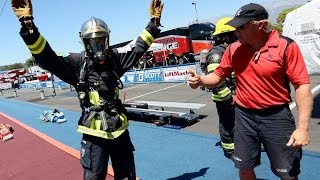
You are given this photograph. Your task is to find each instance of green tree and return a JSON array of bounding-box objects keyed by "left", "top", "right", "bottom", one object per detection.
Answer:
[
  {"left": 270, "top": 6, "right": 301, "bottom": 34},
  {"left": 0, "top": 63, "right": 25, "bottom": 71},
  {"left": 25, "top": 56, "right": 38, "bottom": 67}
]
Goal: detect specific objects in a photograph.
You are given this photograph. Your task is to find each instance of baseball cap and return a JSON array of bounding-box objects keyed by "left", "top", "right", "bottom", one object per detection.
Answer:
[{"left": 226, "top": 3, "right": 268, "bottom": 28}]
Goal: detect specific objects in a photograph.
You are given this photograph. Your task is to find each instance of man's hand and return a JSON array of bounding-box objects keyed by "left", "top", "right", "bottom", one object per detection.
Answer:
[
  {"left": 11, "top": 0, "right": 33, "bottom": 21},
  {"left": 188, "top": 69, "right": 201, "bottom": 89},
  {"left": 150, "top": 0, "right": 164, "bottom": 27},
  {"left": 287, "top": 128, "right": 310, "bottom": 148}
]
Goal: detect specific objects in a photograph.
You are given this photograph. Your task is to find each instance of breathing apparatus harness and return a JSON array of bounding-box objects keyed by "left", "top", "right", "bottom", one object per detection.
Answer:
[{"left": 76, "top": 51, "right": 127, "bottom": 135}]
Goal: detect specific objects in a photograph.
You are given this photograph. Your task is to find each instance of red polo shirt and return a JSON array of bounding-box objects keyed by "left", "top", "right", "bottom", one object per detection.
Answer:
[{"left": 214, "top": 30, "right": 310, "bottom": 109}]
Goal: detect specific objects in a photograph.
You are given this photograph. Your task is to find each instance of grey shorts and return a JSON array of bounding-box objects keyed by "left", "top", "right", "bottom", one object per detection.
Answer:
[{"left": 234, "top": 104, "right": 302, "bottom": 179}]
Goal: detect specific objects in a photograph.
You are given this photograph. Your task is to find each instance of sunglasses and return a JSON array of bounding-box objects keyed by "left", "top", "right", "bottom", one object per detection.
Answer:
[
  {"left": 236, "top": 21, "right": 256, "bottom": 30},
  {"left": 236, "top": 20, "right": 269, "bottom": 31}
]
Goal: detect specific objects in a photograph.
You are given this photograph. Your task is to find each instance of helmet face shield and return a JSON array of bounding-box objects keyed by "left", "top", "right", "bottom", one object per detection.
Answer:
[
  {"left": 83, "top": 37, "right": 108, "bottom": 63},
  {"left": 84, "top": 37, "right": 108, "bottom": 55},
  {"left": 214, "top": 31, "right": 238, "bottom": 45},
  {"left": 80, "top": 17, "right": 110, "bottom": 63}
]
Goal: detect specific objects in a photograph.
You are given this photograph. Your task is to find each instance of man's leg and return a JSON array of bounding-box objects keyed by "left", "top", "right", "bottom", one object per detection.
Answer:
[
  {"left": 239, "top": 168, "right": 256, "bottom": 180},
  {"left": 234, "top": 105, "right": 261, "bottom": 180},
  {"left": 110, "top": 130, "right": 136, "bottom": 180},
  {"left": 258, "top": 106, "right": 302, "bottom": 179},
  {"left": 80, "top": 135, "right": 109, "bottom": 180}
]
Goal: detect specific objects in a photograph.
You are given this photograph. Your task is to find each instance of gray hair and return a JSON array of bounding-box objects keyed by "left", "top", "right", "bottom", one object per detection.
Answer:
[{"left": 251, "top": 19, "right": 271, "bottom": 33}]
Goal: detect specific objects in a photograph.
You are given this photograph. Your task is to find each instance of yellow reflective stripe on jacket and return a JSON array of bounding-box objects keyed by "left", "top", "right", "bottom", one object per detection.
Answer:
[
  {"left": 77, "top": 113, "right": 129, "bottom": 140},
  {"left": 88, "top": 90, "right": 100, "bottom": 106},
  {"left": 114, "top": 87, "right": 119, "bottom": 100},
  {"left": 212, "top": 87, "right": 232, "bottom": 101},
  {"left": 27, "top": 35, "right": 47, "bottom": 54},
  {"left": 207, "top": 63, "right": 219, "bottom": 74},
  {"left": 221, "top": 142, "right": 234, "bottom": 150},
  {"left": 139, "top": 29, "right": 154, "bottom": 46}
]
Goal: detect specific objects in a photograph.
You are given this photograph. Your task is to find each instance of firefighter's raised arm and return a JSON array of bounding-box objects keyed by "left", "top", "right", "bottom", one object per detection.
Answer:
[{"left": 11, "top": 0, "right": 80, "bottom": 86}]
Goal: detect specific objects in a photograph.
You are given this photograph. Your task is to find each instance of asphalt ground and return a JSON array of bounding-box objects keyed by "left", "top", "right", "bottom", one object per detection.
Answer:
[{"left": 1, "top": 74, "right": 319, "bottom": 153}]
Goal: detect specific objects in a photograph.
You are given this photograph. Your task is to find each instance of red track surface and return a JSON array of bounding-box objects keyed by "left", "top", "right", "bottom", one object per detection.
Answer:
[{"left": 0, "top": 113, "right": 114, "bottom": 180}]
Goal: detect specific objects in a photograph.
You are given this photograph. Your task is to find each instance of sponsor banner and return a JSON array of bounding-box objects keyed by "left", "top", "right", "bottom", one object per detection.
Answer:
[
  {"left": 162, "top": 64, "right": 195, "bottom": 82},
  {"left": 0, "top": 83, "right": 12, "bottom": 90},
  {"left": 19, "top": 80, "right": 70, "bottom": 89},
  {"left": 123, "top": 71, "right": 136, "bottom": 83},
  {"left": 135, "top": 69, "right": 162, "bottom": 83},
  {"left": 20, "top": 83, "right": 36, "bottom": 89},
  {"left": 57, "top": 81, "right": 70, "bottom": 87},
  {"left": 46, "top": 81, "right": 53, "bottom": 88},
  {"left": 17, "top": 64, "right": 197, "bottom": 87}
]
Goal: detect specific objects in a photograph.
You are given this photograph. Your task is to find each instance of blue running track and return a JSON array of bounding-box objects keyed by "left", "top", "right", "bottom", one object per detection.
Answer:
[{"left": 1, "top": 99, "right": 319, "bottom": 180}]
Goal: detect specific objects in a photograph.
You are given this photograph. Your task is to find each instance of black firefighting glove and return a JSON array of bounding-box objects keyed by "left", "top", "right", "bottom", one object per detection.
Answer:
[
  {"left": 11, "top": 0, "right": 34, "bottom": 34},
  {"left": 150, "top": 0, "right": 164, "bottom": 27}
]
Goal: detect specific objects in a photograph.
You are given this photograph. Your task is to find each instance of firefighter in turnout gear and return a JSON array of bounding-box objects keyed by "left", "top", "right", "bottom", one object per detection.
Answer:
[
  {"left": 206, "top": 17, "right": 237, "bottom": 159},
  {"left": 11, "top": 0, "right": 164, "bottom": 179}
]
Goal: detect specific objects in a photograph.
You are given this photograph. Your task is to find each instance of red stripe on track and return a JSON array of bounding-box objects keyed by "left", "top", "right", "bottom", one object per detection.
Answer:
[{"left": 0, "top": 112, "right": 114, "bottom": 180}]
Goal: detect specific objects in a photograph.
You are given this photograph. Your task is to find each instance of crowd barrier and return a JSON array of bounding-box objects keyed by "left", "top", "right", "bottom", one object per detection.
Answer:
[
  {"left": 121, "top": 63, "right": 196, "bottom": 83},
  {"left": 17, "top": 63, "right": 197, "bottom": 89},
  {"left": 19, "top": 80, "right": 70, "bottom": 89}
]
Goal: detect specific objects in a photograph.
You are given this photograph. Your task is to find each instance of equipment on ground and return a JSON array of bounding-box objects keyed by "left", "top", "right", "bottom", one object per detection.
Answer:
[
  {"left": 123, "top": 101, "right": 205, "bottom": 129},
  {"left": 0, "top": 123, "right": 14, "bottom": 141},
  {"left": 40, "top": 109, "right": 67, "bottom": 124}
]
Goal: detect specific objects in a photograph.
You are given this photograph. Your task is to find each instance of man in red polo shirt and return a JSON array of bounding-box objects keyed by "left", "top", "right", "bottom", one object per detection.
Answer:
[{"left": 188, "top": 3, "right": 312, "bottom": 180}]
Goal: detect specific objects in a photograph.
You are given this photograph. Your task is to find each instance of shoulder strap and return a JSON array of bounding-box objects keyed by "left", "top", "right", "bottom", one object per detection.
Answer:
[
  {"left": 210, "top": 44, "right": 227, "bottom": 55},
  {"left": 79, "top": 60, "right": 87, "bottom": 81},
  {"left": 280, "top": 35, "right": 294, "bottom": 101},
  {"left": 79, "top": 51, "right": 124, "bottom": 90},
  {"left": 207, "top": 44, "right": 227, "bottom": 64},
  {"left": 79, "top": 51, "right": 88, "bottom": 81},
  {"left": 79, "top": 51, "right": 90, "bottom": 81}
]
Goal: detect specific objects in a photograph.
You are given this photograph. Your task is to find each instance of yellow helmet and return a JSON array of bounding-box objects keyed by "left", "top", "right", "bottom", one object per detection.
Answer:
[{"left": 213, "top": 17, "right": 236, "bottom": 36}]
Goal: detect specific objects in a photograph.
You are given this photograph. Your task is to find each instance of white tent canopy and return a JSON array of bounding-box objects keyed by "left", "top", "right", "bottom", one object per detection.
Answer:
[{"left": 282, "top": 0, "right": 320, "bottom": 75}]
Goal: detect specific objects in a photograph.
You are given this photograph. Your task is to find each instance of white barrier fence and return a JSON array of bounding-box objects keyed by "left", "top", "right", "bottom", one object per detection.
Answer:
[{"left": 13, "top": 63, "right": 197, "bottom": 89}]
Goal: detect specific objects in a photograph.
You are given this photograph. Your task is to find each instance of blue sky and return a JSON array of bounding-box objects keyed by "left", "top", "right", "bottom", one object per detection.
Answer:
[{"left": 0, "top": 0, "right": 266, "bottom": 66}]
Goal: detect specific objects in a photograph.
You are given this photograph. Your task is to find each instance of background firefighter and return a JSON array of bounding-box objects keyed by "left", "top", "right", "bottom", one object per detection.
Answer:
[
  {"left": 11, "top": 0, "right": 164, "bottom": 179},
  {"left": 203, "top": 17, "right": 238, "bottom": 159}
]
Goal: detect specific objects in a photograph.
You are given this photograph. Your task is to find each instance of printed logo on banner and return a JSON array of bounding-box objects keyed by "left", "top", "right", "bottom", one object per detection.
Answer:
[
  {"left": 46, "top": 81, "right": 53, "bottom": 88},
  {"left": 121, "top": 64, "right": 196, "bottom": 84},
  {"left": 135, "top": 69, "right": 162, "bottom": 82},
  {"left": 162, "top": 64, "right": 196, "bottom": 82},
  {"left": 124, "top": 72, "right": 135, "bottom": 83}
]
